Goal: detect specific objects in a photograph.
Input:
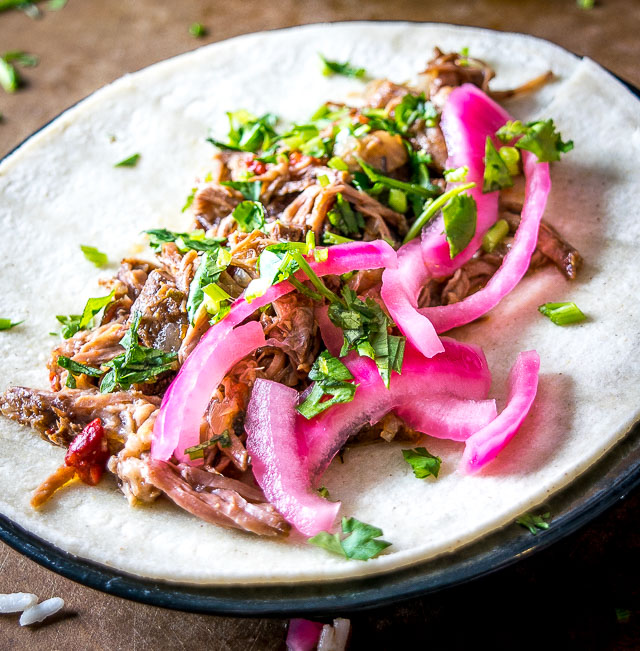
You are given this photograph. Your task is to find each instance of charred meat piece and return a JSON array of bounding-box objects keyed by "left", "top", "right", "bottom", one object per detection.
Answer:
[
  {"left": 192, "top": 184, "right": 240, "bottom": 230},
  {"left": 128, "top": 270, "right": 188, "bottom": 353},
  {"left": 0, "top": 387, "right": 160, "bottom": 447},
  {"left": 536, "top": 220, "right": 583, "bottom": 280},
  {"left": 420, "top": 47, "right": 494, "bottom": 98},
  {"left": 147, "top": 460, "right": 290, "bottom": 537},
  {"left": 363, "top": 79, "right": 409, "bottom": 109}
]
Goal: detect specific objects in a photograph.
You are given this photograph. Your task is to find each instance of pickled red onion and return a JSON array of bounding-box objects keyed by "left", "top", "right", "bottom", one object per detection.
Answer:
[
  {"left": 460, "top": 350, "right": 540, "bottom": 473},
  {"left": 286, "top": 619, "right": 323, "bottom": 651}
]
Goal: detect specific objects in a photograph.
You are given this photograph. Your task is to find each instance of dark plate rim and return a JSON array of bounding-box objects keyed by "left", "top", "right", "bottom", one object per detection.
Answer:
[{"left": 0, "top": 26, "right": 639, "bottom": 617}]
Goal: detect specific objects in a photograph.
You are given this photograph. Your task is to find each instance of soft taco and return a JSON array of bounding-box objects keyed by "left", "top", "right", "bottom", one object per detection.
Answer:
[{"left": 0, "top": 23, "right": 639, "bottom": 584}]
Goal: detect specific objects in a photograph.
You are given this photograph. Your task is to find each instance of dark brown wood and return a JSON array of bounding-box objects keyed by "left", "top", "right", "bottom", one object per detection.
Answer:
[{"left": 1, "top": 1, "right": 639, "bottom": 648}]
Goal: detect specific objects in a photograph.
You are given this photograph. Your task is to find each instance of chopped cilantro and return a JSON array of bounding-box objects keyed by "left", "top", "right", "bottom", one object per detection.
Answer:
[
  {"left": 231, "top": 200, "right": 266, "bottom": 232},
  {"left": 327, "top": 193, "right": 365, "bottom": 236},
  {"left": 0, "top": 318, "right": 22, "bottom": 330},
  {"left": 57, "top": 356, "right": 102, "bottom": 388},
  {"left": 221, "top": 180, "right": 261, "bottom": 201},
  {"left": 319, "top": 54, "right": 366, "bottom": 79},
  {"left": 99, "top": 312, "right": 178, "bottom": 392},
  {"left": 80, "top": 244, "right": 108, "bottom": 267},
  {"left": 114, "top": 153, "right": 140, "bottom": 168},
  {"left": 538, "top": 302, "right": 586, "bottom": 326},
  {"left": 516, "top": 511, "right": 550, "bottom": 535},
  {"left": 402, "top": 447, "right": 441, "bottom": 479},
  {"left": 184, "top": 430, "right": 231, "bottom": 460},
  {"left": 496, "top": 119, "right": 573, "bottom": 162},
  {"left": 55, "top": 289, "right": 116, "bottom": 339},
  {"left": 442, "top": 193, "right": 477, "bottom": 258},
  {"left": 297, "top": 351, "right": 357, "bottom": 419},
  {"left": 392, "top": 92, "right": 438, "bottom": 133},
  {"left": 207, "top": 110, "right": 278, "bottom": 153},
  {"left": 328, "top": 287, "right": 405, "bottom": 388},
  {"left": 309, "top": 516, "right": 391, "bottom": 560},
  {"left": 144, "top": 228, "right": 224, "bottom": 253},
  {"left": 317, "top": 486, "right": 330, "bottom": 499},
  {"left": 483, "top": 137, "right": 514, "bottom": 193},
  {"left": 187, "top": 248, "right": 230, "bottom": 324},
  {"left": 188, "top": 22, "right": 207, "bottom": 37},
  {"left": 328, "top": 156, "right": 349, "bottom": 171},
  {"left": 181, "top": 187, "right": 197, "bottom": 213}
]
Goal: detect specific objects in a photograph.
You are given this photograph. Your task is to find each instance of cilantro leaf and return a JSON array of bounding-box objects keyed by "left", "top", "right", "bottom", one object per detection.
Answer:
[
  {"left": 186, "top": 248, "right": 230, "bottom": 324},
  {"left": 231, "top": 200, "right": 266, "bottom": 233},
  {"left": 184, "top": 430, "right": 231, "bottom": 460},
  {"left": 208, "top": 110, "right": 278, "bottom": 153},
  {"left": 144, "top": 228, "right": 224, "bottom": 253},
  {"left": 0, "top": 318, "right": 22, "bottom": 330},
  {"left": 221, "top": 180, "right": 261, "bottom": 201},
  {"left": 297, "top": 351, "right": 357, "bottom": 419},
  {"left": 496, "top": 119, "right": 573, "bottom": 163},
  {"left": 80, "top": 244, "right": 108, "bottom": 267},
  {"left": 442, "top": 192, "right": 477, "bottom": 258},
  {"left": 57, "top": 356, "right": 102, "bottom": 388},
  {"left": 516, "top": 511, "right": 550, "bottom": 535},
  {"left": 114, "top": 153, "right": 140, "bottom": 168},
  {"left": 392, "top": 93, "right": 438, "bottom": 134},
  {"left": 319, "top": 54, "right": 366, "bottom": 79},
  {"left": 55, "top": 289, "right": 116, "bottom": 339},
  {"left": 99, "top": 312, "right": 178, "bottom": 392},
  {"left": 309, "top": 516, "right": 391, "bottom": 561},
  {"left": 402, "top": 447, "right": 441, "bottom": 479},
  {"left": 483, "top": 137, "right": 514, "bottom": 193}
]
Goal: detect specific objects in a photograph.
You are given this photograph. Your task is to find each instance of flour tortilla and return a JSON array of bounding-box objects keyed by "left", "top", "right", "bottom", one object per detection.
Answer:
[{"left": 0, "top": 22, "right": 638, "bottom": 584}]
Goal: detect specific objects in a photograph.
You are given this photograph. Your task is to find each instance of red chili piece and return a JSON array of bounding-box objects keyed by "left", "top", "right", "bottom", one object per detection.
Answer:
[
  {"left": 64, "top": 418, "right": 109, "bottom": 485},
  {"left": 247, "top": 158, "right": 266, "bottom": 175}
]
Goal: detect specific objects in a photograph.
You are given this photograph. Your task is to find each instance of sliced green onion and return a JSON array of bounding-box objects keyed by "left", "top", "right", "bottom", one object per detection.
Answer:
[
  {"left": 188, "top": 22, "right": 207, "bottom": 37},
  {"left": 114, "top": 153, "right": 140, "bottom": 168},
  {"left": 403, "top": 182, "right": 476, "bottom": 244},
  {"left": 538, "top": 302, "right": 586, "bottom": 326},
  {"left": 388, "top": 188, "right": 407, "bottom": 213},
  {"left": 323, "top": 232, "right": 354, "bottom": 245},
  {"left": 318, "top": 174, "right": 330, "bottom": 187},
  {"left": 482, "top": 219, "right": 510, "bottom": 253},
  {"left": 0, "top": 318, "right": 22, "bottom": 330},
  {"left": 328, "top": 156, "right": 349, "bottom": 171},
  {"left": 498, "top": 146, "right": 521, "bottom": 176},
  {"left": 290, "top": 250, "right": 341, "bottom": 304}
]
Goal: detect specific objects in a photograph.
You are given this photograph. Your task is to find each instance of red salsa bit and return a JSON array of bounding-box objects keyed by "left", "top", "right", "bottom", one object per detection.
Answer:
[
  {"left": 247, "top": 157, "right": 267, "bottom": 175},
  {"left": 64, "top": 418, "right": 109, "bottom": 485}
]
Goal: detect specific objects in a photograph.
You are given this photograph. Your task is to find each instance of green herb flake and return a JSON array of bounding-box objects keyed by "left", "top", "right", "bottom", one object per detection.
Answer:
[
  {"left": 188, "top": 22, "right": 207, "bottom": 38},
  {"left": 577, "top": 0, "right": 595, "bottom": 9},
  {"left": 319, "top": 54, "right": 366, "bottom": 79},
  {"left": 317, "top": 486, "right": 330, "bottom": 499},
  {"left": 328, "top": 156, "right": 349, "bottom": 171},
  {"left": 187, "top": 248, "right": 230, "bottom": 324},
  {"left": 392, "top": 92, "right": 438, "bottom": 133},
  {"left": 358, "top": 158, "right": 441, "bottom": 201},
  {"left": 483, "top": 137, "right": 514, "bottom": 193},
  {"left": 516, "top": 512, "right": 550, "bottom": 535},
  {"left": 207, "top": 110, "right": 278, "bottom": 153},
  {"left": 538, "top": 302, "right": 586, "bottom": 326},
  {"left": 388, "top": 188, "right": 407, "bottom": 213},
  {"left": 181, "top": 187, "right": 197, "bottom": 213},
  {"left": 323, "top": 231, "right": 354, "bottom": 245},
  {"left": 615, "top": 608, "right": 630, "bottom": 624},
  {"left": 0, "top": 57, "right": 19, "bottom": 93},
  {"left": 80, "top": 244, "right": 108, "bottom": 268},
  {"left": 56, "top": 289, "right": 116, "bottom": 339},
  {"left": 47, "top": 0, "right": 68, "bottom": 9},
  {"left": 144, "top": 228, "right": 224, "bottom": 253},
  {"left": 57, "top": 355, "right": 103, "bottom": 388},
  {"left": 231, "top": 200, "right": 266, "bottom": 233},
  {"left": 444, "top": 166, "right": 469, "bottom": 183},
  {"left": 497, "top": 120, "right": 573, "bottom": 163},
  {"left": 99, "top": 312, "right": 178, "bottom": 393},
  {"left": 402, "top": 447, "right": 441, "bottom": 479},
  {"left": 309, "top": 516, "right": 391, "bottom": 561},
  {"left": 442, "top": 192, "right": 477, "bottom": 258},
  {"left": 184, "top": 430, "right": 231, "bottom": 460},
  {"left": 222, "top": 180, "right": 261, "bottom": 201},
  {"left": 0, "top": 318, "right": 22, "bottom": 331},
  {"left": 297, "top": 351, "right": 357, "bottom": 420},
  {"left": 114, "top": 153, "right": 140, "bottom": 168}
]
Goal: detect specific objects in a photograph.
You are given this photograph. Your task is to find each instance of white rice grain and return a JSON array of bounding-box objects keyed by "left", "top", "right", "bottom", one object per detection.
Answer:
[
  {"left": 19, "top": 597, "right": 64, "bottom": 626},
  {"left": 0, "top": 593, "right": 38, "bottom": 613}
]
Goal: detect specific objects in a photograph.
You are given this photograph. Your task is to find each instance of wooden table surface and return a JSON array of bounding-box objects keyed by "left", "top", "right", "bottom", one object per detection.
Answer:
[{"left": 1, "top": 1, "right": 639, "bottom": 649}]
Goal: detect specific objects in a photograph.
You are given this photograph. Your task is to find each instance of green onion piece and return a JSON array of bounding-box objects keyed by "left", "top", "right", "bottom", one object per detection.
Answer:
[
  {"left": 323, "top": 232, "right": 354, "bottom": 245},
  {"left": 615, "top": 608, "right": 630, "bottom": 623},
  {"left": 0, "top": 57, "right": 19, "bottom": 93},
  {"left": 80, "top": 245, "right": 108, "bottom": 268},
  {"left": 443, "top": 166, "right": 469, "bottom": 183},
  {"left": 577, "top": 0, "right": 594, "bottom": 10},
  {"left": 291, "top": 251, "right": 342, "bottom": 304},
  {"left": 114, "top": 153, "right": 140, "bottom": 168},
  {"left": 0, "top": 318, "right": 22, "bottom": 330},
  {"left": 184, "top": 430, "right": 231, "bottom": 460},
  {"left": 328, "top": 156, "right": 349, "bottom": 171},
  {"left": 403, "top": 182, "right": 475, "bottom": 244},
  {"left": 498, "top": 146, "right": 520, "bottom": 176},
  {"left": 318, "top": 174, "right": 330, "bottom": 187},
  {"left": 516, "top": 512, "right": 550, "bottom": 535},
  {"left": 538, "top": 302, "right": 586, "bottom": 326},
  {"left": 188, "top": 22, "right": 207, "bottom": 37},
  {"left": 358, "top": 158, "right": 441, "bottom": 199},
  {"left": 482, "top": 219, "right": 510, "bottom": 253},
  {"left": 388, "top": 188, "right": 407, "bottom": 213},
  {"left": 48, "top": 0, "right": 68, "bottom": 10}
]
